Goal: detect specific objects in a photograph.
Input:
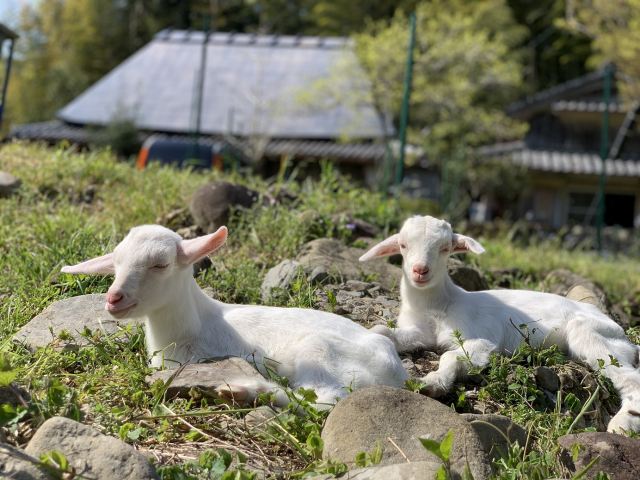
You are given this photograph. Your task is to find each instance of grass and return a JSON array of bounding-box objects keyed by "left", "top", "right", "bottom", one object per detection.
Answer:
[{"left": 1, "top": 141, "right": 639, "bottom": 479}]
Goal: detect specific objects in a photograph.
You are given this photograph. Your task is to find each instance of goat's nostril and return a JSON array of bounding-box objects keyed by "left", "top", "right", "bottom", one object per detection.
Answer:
[
  {"left": 107, "top": 292, "right": 123, "bottom": 304},
  {"left": 412, "top": 265, "right": 429, "bottom": 275}
]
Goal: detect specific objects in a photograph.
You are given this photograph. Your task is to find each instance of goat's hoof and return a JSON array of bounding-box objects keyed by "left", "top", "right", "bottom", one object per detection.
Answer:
[
  {"left": 607, "top": 408, "right": 640, "bottom": 434},
  {"left": 420, "top": 372, "right": 448, "bottom": 398},
  {"left": 215, "top": 384, "right": 250, "bottom": 404}
]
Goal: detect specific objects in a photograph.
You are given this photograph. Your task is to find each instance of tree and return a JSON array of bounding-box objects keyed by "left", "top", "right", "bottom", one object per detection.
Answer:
[
  {"left": 562, "top": 0, "right": 640, "bottom": 100},
  {"left": 355, "top": 0, "right": 527, "bottom": 157}
]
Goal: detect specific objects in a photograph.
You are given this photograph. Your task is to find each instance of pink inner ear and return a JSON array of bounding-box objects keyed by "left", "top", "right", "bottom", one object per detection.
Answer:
[
  {"left": 452, "top": 234, "right": 485, "bottom": 254},
  {"left": 179, "top": 226, "right": 228, "bottom": 265},
  {"left": 359, "top": 234, "right": 400, "bottom": 261}
]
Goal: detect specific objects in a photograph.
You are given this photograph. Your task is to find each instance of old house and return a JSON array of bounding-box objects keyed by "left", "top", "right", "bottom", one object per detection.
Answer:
[
  {"left": 10, "top": 29, "right": 391, "bottom": 179},
  {"left": 480, "top": 68, "right": 640, "bottom": 228}
]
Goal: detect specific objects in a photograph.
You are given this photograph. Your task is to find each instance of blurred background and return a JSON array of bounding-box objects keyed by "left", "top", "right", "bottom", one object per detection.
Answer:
[{"left": 0, "top": 0, "right": 639, "bottom": 243}]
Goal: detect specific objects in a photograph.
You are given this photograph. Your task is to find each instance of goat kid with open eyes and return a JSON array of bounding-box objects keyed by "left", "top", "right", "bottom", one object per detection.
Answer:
[
  {"left": 360, "top": 215, "right": 640, "bottom": 434},
  {"left": 61, "top": 225, "right": 407, "bottom": 409}
]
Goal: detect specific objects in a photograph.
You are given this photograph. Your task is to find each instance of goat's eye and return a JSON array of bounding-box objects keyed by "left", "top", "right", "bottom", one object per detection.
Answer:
[
  {"left": 400, "top": 243, "right": 407, "bottom": 249},
  {"left": 440, "top": 246, "right": 450, "bottom": 254},
  {"left": 151, "top": 264, "right": 169, "bottom": 270}
]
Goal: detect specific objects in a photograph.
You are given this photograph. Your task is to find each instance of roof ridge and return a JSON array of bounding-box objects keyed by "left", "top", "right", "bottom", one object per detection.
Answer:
[{"left": 154, "top": 28, "right": 351, "bottom": 49}]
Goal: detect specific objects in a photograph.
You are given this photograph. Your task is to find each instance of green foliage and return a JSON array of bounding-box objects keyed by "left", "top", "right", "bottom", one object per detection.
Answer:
[
  {"left": 354, "top": 441, "right": 383, "bottom": 467},
  {"left": 419, "top": 429, "right": 461, "bottom": 480},
  {"left": 354, "top": 0, "right": 527, "bottom": 156},
  {"left": 157, "top": 449, "right": 256, "bottom": 480}
]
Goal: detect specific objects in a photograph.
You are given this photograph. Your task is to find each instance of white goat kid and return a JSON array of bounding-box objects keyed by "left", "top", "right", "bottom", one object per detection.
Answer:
[
  {"left": 62, "top": 225, "right": 407, "bottom": 408},
  {"left": 360, "top": 215, "right": 640, "bottom": 433}
]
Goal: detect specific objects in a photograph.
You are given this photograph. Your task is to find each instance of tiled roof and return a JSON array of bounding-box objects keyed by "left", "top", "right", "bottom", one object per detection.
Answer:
[
  {"left": 479, "top": 142, "right": 640, "bottom": 177},
  {"left": 57, "top": 29, "right": 387, "bottom": 140},
  {"left": 551, "top": 100, "right": 626, "bottom": 114},
  {"left": 506, "top": 68, "right": 624, "bottom": 119}
]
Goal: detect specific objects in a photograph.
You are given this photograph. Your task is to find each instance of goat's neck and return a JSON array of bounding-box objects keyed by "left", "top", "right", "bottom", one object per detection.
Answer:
[
  {"left": 400, "top": 274, "right": 460, "bottom": 315},
  {"left": 142, "top": 274, "right": 221, "bottom": 357}
]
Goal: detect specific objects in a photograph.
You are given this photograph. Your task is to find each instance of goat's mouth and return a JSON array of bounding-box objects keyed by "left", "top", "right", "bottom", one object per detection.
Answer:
[
  {"left": 105, "top": 302, "right": 137, "bottom": 318},
  {"left": 411, "top": 274, "right": 431, "bottom": 287}
]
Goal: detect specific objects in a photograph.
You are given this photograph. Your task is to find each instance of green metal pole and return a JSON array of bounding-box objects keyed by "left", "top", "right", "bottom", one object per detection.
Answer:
[
  {"left": 395, "top": 11, "right": 417, "bottom": 187},
  {"left": 596, "top": 65, "right": 613, "bottom": 252}
]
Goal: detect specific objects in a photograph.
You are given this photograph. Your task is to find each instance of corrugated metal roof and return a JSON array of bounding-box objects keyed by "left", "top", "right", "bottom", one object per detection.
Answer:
[
  {"left": 57, "top": 30, "right": 385, "bottom": 140},
  {"left": 479, "top": 142, "right": 640, "bottom": 177}
]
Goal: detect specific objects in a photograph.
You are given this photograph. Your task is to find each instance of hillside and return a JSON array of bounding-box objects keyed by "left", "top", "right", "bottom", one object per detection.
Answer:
[{"left": 1, "top": 142, "right": 640, "bottom": 479}]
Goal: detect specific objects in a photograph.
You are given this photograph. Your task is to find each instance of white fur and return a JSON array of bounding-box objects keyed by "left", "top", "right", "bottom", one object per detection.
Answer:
[
  {"left": 62, "top": 225, "right": 407, "bottom": 407},
  {"left": 360, "top": 215, "right": 640, "bottom": 434}
]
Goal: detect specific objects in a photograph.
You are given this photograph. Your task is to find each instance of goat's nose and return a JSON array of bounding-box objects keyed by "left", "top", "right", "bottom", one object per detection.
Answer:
[
  {"left": 107, "top": 291, "right": 124, "bottom": 304},
  {"left": 412, "top": 264, "right": 429, "bottom": 275}
]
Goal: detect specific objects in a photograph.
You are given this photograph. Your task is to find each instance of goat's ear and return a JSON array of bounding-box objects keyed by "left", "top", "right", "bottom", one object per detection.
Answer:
[
  {"left": 452, "top": 233, "right": 485, "bottom": 254},
  {"left": 61, "top": 253, "right": 115, "bottom": 275},
  {"left": 178, "top": 226, "right": 228, "bottom": 265},
  {"left": 359, "top": 233, "right": 400, "bottom": 262}
]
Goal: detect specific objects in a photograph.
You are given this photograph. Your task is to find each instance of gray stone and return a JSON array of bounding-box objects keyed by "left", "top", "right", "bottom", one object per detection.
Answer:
[
  {"left": 534, "top": 366, "right": 560, "bottom": 392},
  {"left": 243, "top": 406, "right": 280, "bottom": 431},
  {"left": 0, "top": 443, "right": 53, "bottom": 480},
  {"left": 0, "top": 383, "right": 30, "bottom": 407},
  {"left": 25, "top": 416, "right": 158, "bottom": 480},
  {"left": 566, "top": 285, "right": 608, "bottom": 315},
  {"left": 314, "top": 282, "right": 400, "bottom": 327},
  {"left": 544, "top": 269, "right": 609, "bottom": 309},
  {"left": 321, "top": 386, "right": 492, "bottom": 479},
  {"left": 461, "top": 413, "right": 528, "bottom": 461},
  {"left": 558, "top": 432, "right": 640, "bottom": 480},
  {"left": 0, "top": 171, "right": 21, "bottom": 197},
  {"left": 13, "top": 294, "right": 136, "bottom": 351},
  {"left": 328, "top": 461, "right": 445, "bottom": 480},
  {"left": 297, "top": 238, "right": 401, "bottom": 290},
  {"left": 448, "top": 258, "right": 489, "bottom": 292},
  {"left": 261, "top": 259, "right": 303, "bottom": 301},
  {"left": 145, "top": 358, "right": 265, "bottom": 400},
  {"left": 189, "top": 181, "right": 260, "bottom": 233}
]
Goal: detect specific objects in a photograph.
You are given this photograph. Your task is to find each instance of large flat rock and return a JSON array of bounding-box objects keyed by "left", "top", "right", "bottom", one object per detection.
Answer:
[
  {"left": 146, "top": 358, "right": 265, "bottom": 400},
  {"left": 296, "top": 238, "right": 401, "bottom": 290},
  {"left": 558, "top": 432, "right": 640, "bottom": 480},
  {"left": 0, "top": 443, "right": 53, "bottom": 480},
  {"left": 25, "top": 416, "right": 158, "bottom": 480},
  {"left": 13, "top": 294, "right": 136, "bottom": 350},
  {"left": 321, "top": 386, "right": 492, "bottom": 479}
]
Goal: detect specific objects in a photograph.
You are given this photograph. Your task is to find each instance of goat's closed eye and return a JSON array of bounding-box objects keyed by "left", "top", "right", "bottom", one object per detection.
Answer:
[{"left": 151, "top": 264, "right": 169, "bottom": 270}]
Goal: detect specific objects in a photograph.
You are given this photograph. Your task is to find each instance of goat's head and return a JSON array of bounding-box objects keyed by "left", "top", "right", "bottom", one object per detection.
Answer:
[
  {"left": 61, "top": 225, "right": 228, "bottom": 318},
  {"left": 359, "top": 215, "right": 484, "bottom": 289}
]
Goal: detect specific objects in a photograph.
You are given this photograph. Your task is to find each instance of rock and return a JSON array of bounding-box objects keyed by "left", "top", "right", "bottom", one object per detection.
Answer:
[
  {"left": 0, "top": 384, "right": 30, "bottom": 407},
  {"left": 243, "top": 406, "right": 280, "bottom": 431},
  {"left": 25, "top": 416, "right": 158, "bottom": 480},
  {"left": 461, "top": 413, "right": 528, "bottom": 460},
  {"left": 297, "top": 239, "right": 401, "bottom": 290},
  {"left": 566, "top": 285, "right": 608, "bottom": 315},
  {"left": 321, "top": 386, "right": 492, "bottom": 479},
  {"left": 558, "top": 432, "right": 640, "bottom": 480},
  {"left": 448, "top": 258, "right": 489, "bottom": 292},
  {"left": 328, "top": 461, "right": 445, "bottom": 479},
  {"left": 0, "top": 171, "right": 21, "bottom": 197},
  {"left": 544, "top": 269, "right": 609, "bottom": 308},
  {"left": 314, "top": 282, "right": 400, "bottom": 327},
  {"left": 534, "top": 366, "right": 560, "bottom": 392},
  {"left": 261, "top": 259, "right": 303, "bottom": 301},
  {"left": 13, "top": 294, "right": 136, "bottom": 351},
  {"left": 156, "top": 207, "right": 194, "bottom": 231},
  {"left": 0, "top": 443, "right": 53, "bottom": 479},
  {"left": 145, "top": 358, "right": 265, "bottom": 400},
  {"left": 330, "top": 214, "right": 380, "bottom": 238},
  {"left": 189, "top": 181, "right": 260, "bottom": 233}
]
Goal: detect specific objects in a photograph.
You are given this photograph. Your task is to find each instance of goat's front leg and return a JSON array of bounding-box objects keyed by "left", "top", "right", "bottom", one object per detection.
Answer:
[
  {"left": 370, "top": 324, "right": 435, "bottom": 353},
  {"left": 421, "top": 338, "right": 496, "bottom": 397}
]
